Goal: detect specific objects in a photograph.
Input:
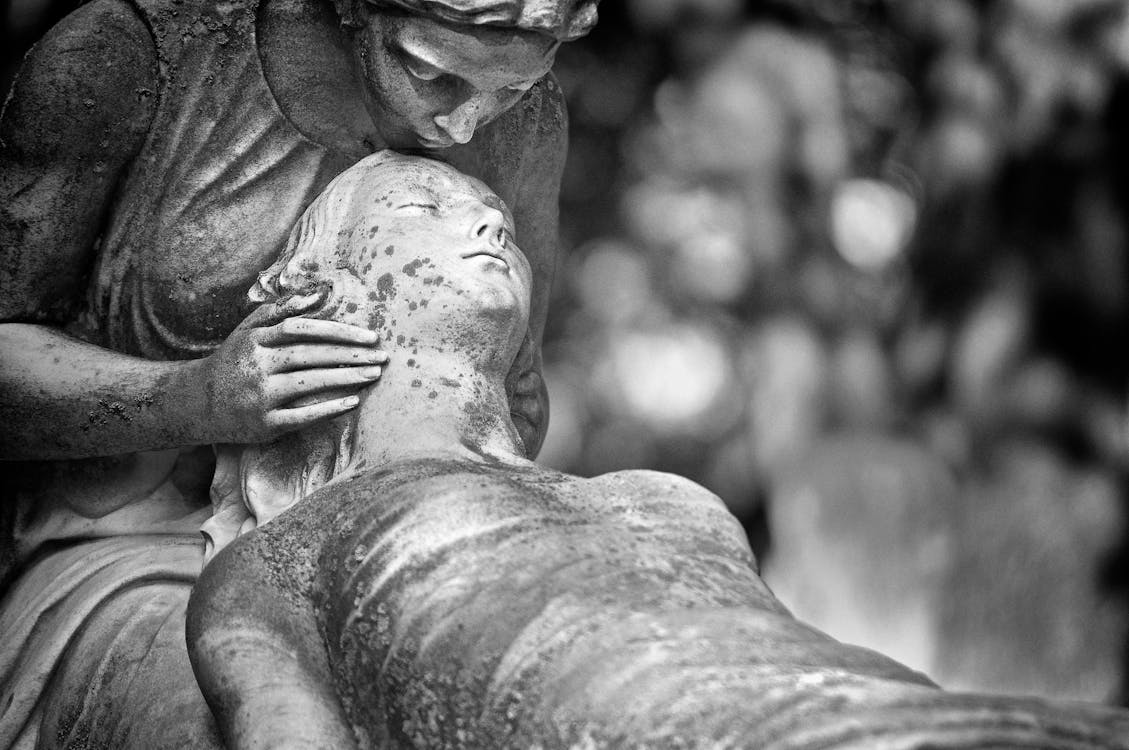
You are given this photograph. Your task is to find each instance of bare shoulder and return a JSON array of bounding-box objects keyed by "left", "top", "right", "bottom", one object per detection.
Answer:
[{"left": 584, "top": 469, "right": 729, "bottom": 510}]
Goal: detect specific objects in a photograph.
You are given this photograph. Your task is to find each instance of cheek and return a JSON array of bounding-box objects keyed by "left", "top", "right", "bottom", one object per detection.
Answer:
[{"left": 357, "top": 36, "right": 417, "bottom": 119}]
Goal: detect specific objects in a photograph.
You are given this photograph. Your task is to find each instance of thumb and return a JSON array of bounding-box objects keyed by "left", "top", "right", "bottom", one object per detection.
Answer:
[{"left": 240, "top": 287, "right": 328, "bottom": 329}]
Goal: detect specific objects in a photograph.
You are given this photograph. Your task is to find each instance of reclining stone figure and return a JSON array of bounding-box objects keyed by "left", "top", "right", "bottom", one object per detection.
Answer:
[{"left": 187, "top": 151, "right": 1129, "bottom": 749}]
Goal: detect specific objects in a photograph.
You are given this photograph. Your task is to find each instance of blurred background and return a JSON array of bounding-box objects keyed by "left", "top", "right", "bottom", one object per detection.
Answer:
[{"left": 5, "top": 0, "right": 1129, "bottom": 706}]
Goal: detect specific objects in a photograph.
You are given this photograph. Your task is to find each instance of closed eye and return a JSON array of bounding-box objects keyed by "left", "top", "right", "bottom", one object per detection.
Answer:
[
  {"left": 396, "top": 202, "right": 440, "bottom": 212},
  {"left": 399, "top": 48, "right": 448, "bottom": 84}
]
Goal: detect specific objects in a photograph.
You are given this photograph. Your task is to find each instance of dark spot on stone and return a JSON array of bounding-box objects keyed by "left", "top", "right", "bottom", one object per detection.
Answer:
[
  {"left": 368, "top": 225, "right": 381, "bottom": 238},
  {"left": 428, "top": 391, "right": 438, "bottom": 399},
  {"left": 407, "top": 359, "right": 416, "bottom": 367},
  {"left": 402, "top": 259, "right": 424, "bottom": 277},
  {"left": 440, "top": 377, "right": 460, "bottom": 388},
  {"left": 396, "top": 335, "right": 406, "bottom": 345},
  {"left": 409, "top": 302, "right": 418, "bottom": 311},
  {"left": 368, "top": 291, "right": 378, "bottom": 300},
  {"left": 345, "top": 302, "right": 358, "bottom": 313},
  {"left": 411, "top": 379, "right": 422, "bottom": 388},
  {"left": 376, "top": 273, "right": 395, "bottom": 301},
  {"left": 385, "top": 245, "right": 395, "bottom": 256}
]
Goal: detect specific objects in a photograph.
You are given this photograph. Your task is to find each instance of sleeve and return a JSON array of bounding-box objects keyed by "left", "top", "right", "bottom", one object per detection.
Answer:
[{"left": 0, "top": 0, "right": 159, "bottom": 323}]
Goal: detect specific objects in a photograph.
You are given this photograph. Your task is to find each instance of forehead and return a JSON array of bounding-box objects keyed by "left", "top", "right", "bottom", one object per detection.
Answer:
[{"left": 365, "top": 158, "right": 515, "bottom": 223}]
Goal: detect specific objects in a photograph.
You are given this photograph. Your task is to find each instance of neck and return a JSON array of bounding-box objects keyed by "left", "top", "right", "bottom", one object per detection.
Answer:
[{"left": 347, "top": 345, "right": 526, "bottom": 472}]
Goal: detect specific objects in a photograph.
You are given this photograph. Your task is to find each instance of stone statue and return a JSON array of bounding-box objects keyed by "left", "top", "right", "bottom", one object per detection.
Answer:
[
  {"left": 0, "top": 1, "right": 596, "bottom": 746},
  {"left": 188, "top": 152, "right": 1129, "bottom": 749}
]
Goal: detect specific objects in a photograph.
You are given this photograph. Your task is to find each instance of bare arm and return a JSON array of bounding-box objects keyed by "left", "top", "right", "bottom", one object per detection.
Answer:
[
  {"left": 0, "top": 0, "right": 385, "bottom": 460},
  {"left": 188, "top": 536, "right": 357, "bottom": 749}
]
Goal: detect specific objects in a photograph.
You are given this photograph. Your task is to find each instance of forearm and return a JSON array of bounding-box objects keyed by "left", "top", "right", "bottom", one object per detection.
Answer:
[
  {"left": 188, "top": 537, "right": 356, "bottom": 749},
  {"left": 0, "top": 323, "right": 209, "bottom": 459}
]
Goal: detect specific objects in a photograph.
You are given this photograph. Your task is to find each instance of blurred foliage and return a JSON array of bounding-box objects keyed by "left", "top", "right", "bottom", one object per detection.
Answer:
[
  {"left": 548, "top": 0, "right": 1128, "bottom": 511},
  {"left": 547, "top": 0, "right": 1129, "bottom": 700}
]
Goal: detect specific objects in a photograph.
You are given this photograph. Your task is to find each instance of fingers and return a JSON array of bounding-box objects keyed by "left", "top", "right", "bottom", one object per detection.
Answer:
[
  {"left": 270, "top": 344, "right": 389, "bottom": 372},
  {"left": 241, "top": 290, "right": 328, "bottom": 329},
  {"left": 261, "top": 317, "right": 379, "bottom": 347},
  {"left": 269, "top": 367, "right": 383, "bottom": 403},
  {"left": 268, "top": 394, "right": 363, "bottom": 431}
]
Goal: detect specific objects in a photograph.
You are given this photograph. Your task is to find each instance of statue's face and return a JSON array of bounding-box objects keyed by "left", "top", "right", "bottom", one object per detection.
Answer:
[
  {"left": 353, "top": 12, "right": 557, "bottom": 149},
  {"left": 363, "top": 157, "right": 533, "bottom": 310}
]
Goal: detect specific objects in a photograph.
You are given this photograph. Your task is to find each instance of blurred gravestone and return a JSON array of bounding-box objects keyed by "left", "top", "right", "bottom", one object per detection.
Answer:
[{"left": 766, "top": 432, "right": 1127, "bottom": 701}]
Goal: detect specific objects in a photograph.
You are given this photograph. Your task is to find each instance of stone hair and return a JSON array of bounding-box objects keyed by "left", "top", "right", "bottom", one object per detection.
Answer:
[
  {"left": 250, "top": 151, "right": 406, "bottom": 316},
  {"left": 334, "top": 0, "right": 599, "bottom": 39}
]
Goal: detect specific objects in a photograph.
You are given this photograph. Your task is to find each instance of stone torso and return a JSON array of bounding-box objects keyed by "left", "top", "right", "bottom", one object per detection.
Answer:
[
  {"left": 236, "top": 457, "right": 789, "bottom": 746},
  {"left": 68, "top": 0, "right": 359, "bottom": 359}
]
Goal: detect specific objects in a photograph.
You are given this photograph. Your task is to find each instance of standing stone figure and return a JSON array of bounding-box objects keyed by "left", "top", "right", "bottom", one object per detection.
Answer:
[
  {"left": 0, "top": 1, "right": 596, "bottom": 746},
  {"left": 190, "top": 152, "right": 1129, "bottom": 749}
]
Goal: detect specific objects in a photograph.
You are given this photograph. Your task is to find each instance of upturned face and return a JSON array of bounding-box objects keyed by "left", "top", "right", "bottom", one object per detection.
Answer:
[
  {"left": 360, "top": 156, "right": 533, "bottom": 316},
  {"left": 257, "top": 154, "right": 533, "bottom": 360},
  {"left": 352, "top": 11, "right": 557, "bottom": 149}
]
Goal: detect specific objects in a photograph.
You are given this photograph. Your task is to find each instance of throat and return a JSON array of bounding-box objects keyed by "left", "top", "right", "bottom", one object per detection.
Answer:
[{"left": 347, "top": 349, "right": 524, "bottom": 471}]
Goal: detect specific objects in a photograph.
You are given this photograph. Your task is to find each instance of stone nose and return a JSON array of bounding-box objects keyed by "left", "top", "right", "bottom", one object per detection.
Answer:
[
  {"left": 434, "top": 97, "right": 483, "bottom": 145},
  {"left": 468, "top": 204, "right": 507, "bottom": 244}
]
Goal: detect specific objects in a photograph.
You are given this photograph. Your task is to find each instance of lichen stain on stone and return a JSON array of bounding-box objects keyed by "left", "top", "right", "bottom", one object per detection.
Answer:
[
  {"left": 367, "top": 308, "right": 386, "bottom": 331},
  {"left": 384, "top": 245, "right": 395, "bottom": 256},
  {"left": 376, "top": 273, "right": 395, "bottom": 301},
  {"left": 402, "top": 259, "right": 424, "bottom": 277}
]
